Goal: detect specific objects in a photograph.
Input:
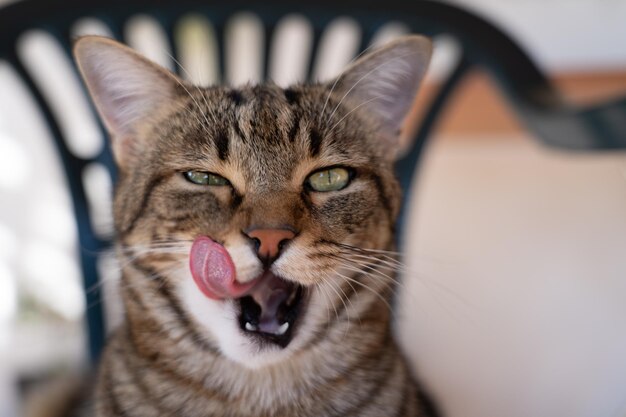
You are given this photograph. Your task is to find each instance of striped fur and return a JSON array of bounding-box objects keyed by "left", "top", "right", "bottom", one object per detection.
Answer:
[{"left": 73, "top": 35, "right": 436, "bottom": 417}]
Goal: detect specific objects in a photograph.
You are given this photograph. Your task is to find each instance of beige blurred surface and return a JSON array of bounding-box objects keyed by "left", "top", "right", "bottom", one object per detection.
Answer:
[{"left": 397, "top": 136, "right": 626, "bottom": 417}]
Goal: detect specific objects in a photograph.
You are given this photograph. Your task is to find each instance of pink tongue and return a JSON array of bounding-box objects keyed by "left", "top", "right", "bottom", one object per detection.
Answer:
[{"left": 189, "top": 236, "right": 256, "bottom": 300}]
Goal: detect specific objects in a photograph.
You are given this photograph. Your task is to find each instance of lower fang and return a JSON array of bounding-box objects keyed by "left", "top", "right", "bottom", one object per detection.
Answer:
[
  {"left": 245, "top": 322, "right": 257, "bottom": 332},
  {"left": 277, "top": 322, "right": 289, "bottom": 335}
]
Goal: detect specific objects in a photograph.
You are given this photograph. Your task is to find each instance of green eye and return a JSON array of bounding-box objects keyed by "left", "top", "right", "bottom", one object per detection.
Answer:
[
  {"left": 184, "top": 171, "right": 229, "bottom": 186},
  {"left": 307, "top": 167, "right": 351, "bottom": 192}
]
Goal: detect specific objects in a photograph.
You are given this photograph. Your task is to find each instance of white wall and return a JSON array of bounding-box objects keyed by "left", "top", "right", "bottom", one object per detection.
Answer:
[
  {"left": 447, "top": 0, "right": 626, "bottom": 72},
  {"left": 398, "top": 137, "right": 626, "bottom": 417}
]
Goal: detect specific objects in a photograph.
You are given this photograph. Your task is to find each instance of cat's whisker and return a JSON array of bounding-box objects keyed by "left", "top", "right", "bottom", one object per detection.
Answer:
[
  {"left": 342, "top": 262, "right": 402, "bottom": 290},
  {"left": 335, "top": 249, "right": 419, "bottom": 281},
  {"left": 334, "top": 270, "right": 394, "bottom": 313},
  {"left": 332, "top": 243, "right": 403, "bottom": 261},
  {"left": 314, "top": 283, "right": 332, "bottom": 328},
  {"left": 339, "top": 251, "right": 482, "bottom": 323},
  {"left": 336, "top": 262, "right": 404, "bottom": 299},
  {"left": 316, "top": 275, "right": 340, "bottom": 324},
  {"left": 118, "top": 246, "right": 189, "bottom": 255},
  {"left": 118, "top": 240, "right": 191, "bottom": 254},
  {"left": 323, "top": 272, "right": 356, "bottom": 335},
  {"left": 119, "top": 238, "right": 191, "bottom": 246},
  {"left": 349, "top": 252, "right": 476, "bottom": 310},
  {"left": 334, "top": 272, "right": 363, "bottom": 330},
  {"left": 334, "top": 253, "right": 399, "bottom": 279},
  {"left": 335, "top": 246, "right": 462, "bottom": 293},
  {"left": 100, "top": 243, "right": 190, "bottom": 281},
  {"left": 322, "top": 275, "right": 348, "bottom": 330},
  {"left": 334, "top": 243, "right": 402, "bottom": 256},
  {"left": 327, "top": 251, "right": 403, "bottom": 282},
  {"left": 88, "top": 264, "right": 186, "bottom": 307},
  {"left": 116, "top": 249, "right": 188, "bottom": 270},
  {"left": 338, "top": 253, "right": 474, "bottom": 314},
  {"left": 329, "top": 257, "right": 410, "bottom": 309},
  {"left": 86, "top": 262, "right": 187, "bottom": 306},
  {"left": 325, "top": 243, "right": 476, "bottom": 318},
  {"left": 317, "top": 280, "right": 335, "bottom": 327},
  {"left": 325, "top": 242, "right": 404, "bottom": 268},
  {"left": 122, "top": 239, "right": 193, "bottom": 247},
  {"left": 335, "top": 251, "right": 405, "bottom": 274},
  {"left": 336, "top": 242, "right": 461, "bottom": 268}
]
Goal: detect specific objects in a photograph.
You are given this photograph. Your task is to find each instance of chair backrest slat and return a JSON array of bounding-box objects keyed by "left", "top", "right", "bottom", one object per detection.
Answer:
[{"left": 6, "top": 47, "right": 108, "bottom": 360}]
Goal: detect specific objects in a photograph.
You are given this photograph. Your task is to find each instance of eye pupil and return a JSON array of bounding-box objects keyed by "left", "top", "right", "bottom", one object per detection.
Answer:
[{"left": 307, "top": 167, "right": 351, "bottom": 192}]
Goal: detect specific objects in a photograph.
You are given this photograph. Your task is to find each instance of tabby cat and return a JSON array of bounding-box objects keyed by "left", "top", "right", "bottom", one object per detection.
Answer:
[{"left": 72, "top": 33, "right": 435, "bottom": 417}]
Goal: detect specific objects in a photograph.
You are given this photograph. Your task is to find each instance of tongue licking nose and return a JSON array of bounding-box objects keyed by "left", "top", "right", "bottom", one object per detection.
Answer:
[
  {"left": 190, "top": 236, "right": 256, "bottom": 299},
  {"left": 189, "top": 236, "right": 298, "bottom": 339}
]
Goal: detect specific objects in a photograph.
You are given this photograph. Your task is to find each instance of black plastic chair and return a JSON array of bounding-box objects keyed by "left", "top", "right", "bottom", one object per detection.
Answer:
[{"left": 1, "top": 0, "right": 624, "bottom": 364}]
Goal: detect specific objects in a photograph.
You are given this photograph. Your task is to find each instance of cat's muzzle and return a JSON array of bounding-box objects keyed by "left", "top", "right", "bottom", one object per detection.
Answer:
[{"left": 189, "top": 235, "right": 306, "bottom": 348}]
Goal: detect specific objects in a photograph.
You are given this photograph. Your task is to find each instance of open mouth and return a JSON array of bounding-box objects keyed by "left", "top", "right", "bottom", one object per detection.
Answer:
[
  {"left": 188, "top": 236, "right": 306, "bottom": 348},
  {"left": 237, "top": 271, "right": 306, "bottom": 348}
]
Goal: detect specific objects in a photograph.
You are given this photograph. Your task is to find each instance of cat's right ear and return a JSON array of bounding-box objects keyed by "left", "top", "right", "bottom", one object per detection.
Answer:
[
  {"left": 73, "top": 36, "right": 182, "bottom": 169},
  {"left": 326, "top": 35, "right": 432, "bottom": 160}
]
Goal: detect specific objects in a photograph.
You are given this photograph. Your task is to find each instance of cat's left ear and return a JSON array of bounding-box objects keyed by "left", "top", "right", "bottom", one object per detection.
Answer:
[
  {"left": 73, "top": 36, "right": 183, "bottom": 169},
  {"left": 328, "top": 35, "right": 432, "bottom": 156}
]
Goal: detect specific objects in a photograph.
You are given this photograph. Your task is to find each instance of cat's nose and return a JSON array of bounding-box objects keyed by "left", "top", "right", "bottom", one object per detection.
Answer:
[{"left": 244, "top": 228, "right": 295, "bottom": 263}]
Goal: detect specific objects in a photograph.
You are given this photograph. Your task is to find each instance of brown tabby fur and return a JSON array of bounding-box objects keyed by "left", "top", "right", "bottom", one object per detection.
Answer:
[{"left": 71, "top": 35, "right": 436, "bottom": 417}]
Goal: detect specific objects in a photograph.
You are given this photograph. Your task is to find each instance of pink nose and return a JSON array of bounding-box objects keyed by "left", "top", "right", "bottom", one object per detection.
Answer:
[{"left": 245, "top": 228, "right": 295, "bottom": 261}]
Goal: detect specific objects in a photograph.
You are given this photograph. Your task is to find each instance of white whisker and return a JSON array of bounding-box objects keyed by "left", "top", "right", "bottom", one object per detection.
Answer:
[
  {"left": 163, "top": 51, "right": 213, "bottom": 137},
  {"left": 334, "top": 270, "right": 393, "bottom": 313},
  {"left": 317, "top": 276, "right": 340, "bottom": 324},
  {"left": 323, "top": 273, "right": 355, "bottom": 336}
]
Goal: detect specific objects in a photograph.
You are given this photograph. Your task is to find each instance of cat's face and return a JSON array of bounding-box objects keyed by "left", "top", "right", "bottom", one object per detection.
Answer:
[{"left": 74, "top": 36, "right": 431, "bottom": 367}]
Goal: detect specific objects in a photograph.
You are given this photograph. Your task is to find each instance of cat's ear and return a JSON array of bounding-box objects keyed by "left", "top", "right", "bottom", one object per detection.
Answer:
[
  {"left": 329, "top": 35, "right": 432, "bottom": 154},
  {"left": 73, "top": 36, "right": 182, "bottom": 168}
]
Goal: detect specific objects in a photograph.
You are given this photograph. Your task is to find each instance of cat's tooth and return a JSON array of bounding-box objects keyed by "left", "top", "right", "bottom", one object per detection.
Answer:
[
  {"left": 245, "top": 322, "right": 257, "bottom": 332},
  {"left": 277, "top": 322, "right": 289, "bottom": 335}
]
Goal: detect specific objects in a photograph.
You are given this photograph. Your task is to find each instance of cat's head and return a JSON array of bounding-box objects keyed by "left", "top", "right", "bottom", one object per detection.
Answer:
[{"left": 74, "top": 35, "right": 431, "bottom": 368}]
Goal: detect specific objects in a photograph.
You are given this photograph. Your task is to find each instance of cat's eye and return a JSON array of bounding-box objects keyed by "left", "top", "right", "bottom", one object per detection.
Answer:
[
  {"left": 183, "top": 171, "right": 229, "bottom": 186},
  {"left": 307, "top": 167, "right": 352, "bottom": 192}
]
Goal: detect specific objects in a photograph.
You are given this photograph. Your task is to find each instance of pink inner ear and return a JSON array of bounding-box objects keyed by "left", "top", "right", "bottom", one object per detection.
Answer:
[{"left": 190, "top": 236, "right": 257, "bottom": 300}]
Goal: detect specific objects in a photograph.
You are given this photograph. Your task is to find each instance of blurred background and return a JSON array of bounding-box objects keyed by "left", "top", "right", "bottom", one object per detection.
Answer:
[{"left": 0, "top": 0, "right": 625, "bottom": 416}]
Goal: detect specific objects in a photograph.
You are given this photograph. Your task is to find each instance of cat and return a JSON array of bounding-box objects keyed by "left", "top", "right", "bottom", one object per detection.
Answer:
[{"left": 71, "top": 33, "right": 436, "bottom": 417}]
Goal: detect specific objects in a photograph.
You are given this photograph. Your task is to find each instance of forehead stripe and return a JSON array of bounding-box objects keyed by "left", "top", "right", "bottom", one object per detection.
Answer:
[
  {"left": 228, "top": 89, "right": 244, "bottom": 106},
  {"left": 284, "top": 88, "right": 299, "bottom": 105},
  {"left": 214, "top": 127, "right": 230, "bottom": 161},
  {"left": 309, "top": 127, "right": 324, "bottom": 156},
  {"left": 288, "top": 111, "right": 301, "bottom": 143}
]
